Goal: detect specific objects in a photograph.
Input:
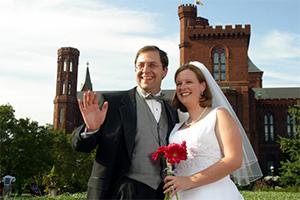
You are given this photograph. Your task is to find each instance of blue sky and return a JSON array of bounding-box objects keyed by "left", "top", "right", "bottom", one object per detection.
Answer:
[{"left": 0, "top": 0, "right": 299, "bottom": 125}]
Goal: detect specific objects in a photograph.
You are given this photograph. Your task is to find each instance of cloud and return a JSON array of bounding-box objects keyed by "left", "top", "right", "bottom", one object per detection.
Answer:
[
  {"left": 0, "top": 75, "right": 55, "bottom": 125},
  {"left": 249, "top": 30, "right": 300, "bottom": 63},
  {"left": 0, "top": 0, "right": 179, "bottom": 124},
  {"left": 249, "top": 30, "right": 300, "bottom": 87},
  {"left": 253, "top": 30, "right": 300, "bottom": 60},
  {"left": 0, "top": 0, "right": 173, "bottom": 81},
  {"left": 263, "top": 71, "right": 300, "bottom": 87}
]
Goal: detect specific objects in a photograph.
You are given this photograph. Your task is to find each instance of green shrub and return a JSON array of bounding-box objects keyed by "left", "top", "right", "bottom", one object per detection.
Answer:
[{"left": 278, "top": 104, "right": 300, "bottom": 188}]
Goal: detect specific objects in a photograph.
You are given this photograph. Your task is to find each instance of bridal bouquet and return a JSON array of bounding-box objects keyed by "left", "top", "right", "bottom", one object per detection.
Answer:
[{"left": 152, "top": 141, "right": 187, "bottom": 200}]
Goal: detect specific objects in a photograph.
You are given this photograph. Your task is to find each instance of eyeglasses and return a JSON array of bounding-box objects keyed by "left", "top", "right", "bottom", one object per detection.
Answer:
[{"left": 135, "top": 62, "right": 161, "bottom": 71}]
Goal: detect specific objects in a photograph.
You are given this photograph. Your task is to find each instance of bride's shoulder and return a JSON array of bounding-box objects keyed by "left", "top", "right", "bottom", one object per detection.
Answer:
[
  {"left": 215, "top": 107, "right": 233, "bottom": 120},
  {"left": 215, "top": 106, "right": 228, "bottom": 112},
  {"left": 207, "top": 106, "right": 227, "bottom": 116}
]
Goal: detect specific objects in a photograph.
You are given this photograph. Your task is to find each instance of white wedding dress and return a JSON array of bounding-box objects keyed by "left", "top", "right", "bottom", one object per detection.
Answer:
[{"left": 169, "top": 107, "right": 244, "bottom": 200}]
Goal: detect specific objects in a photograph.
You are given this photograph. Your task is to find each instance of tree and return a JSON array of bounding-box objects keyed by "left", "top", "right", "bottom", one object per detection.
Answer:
[
  {"left": 279, "top": 103, "right": 300, "bottom": 187},
  {"left": 0, "top": 104, "right": 53, "bottom": 194},
  {"left": 1, "top": 104, "right": 94, "bottom": 195},
  {"left": 0, "top": 104, "right": 16, "bottom": 176},
  {"left": 45, "top": 127, "right": 94, "bottom": 194}
]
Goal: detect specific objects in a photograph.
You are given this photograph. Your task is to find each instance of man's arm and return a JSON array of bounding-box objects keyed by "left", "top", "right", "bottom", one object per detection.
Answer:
[{"left": 71, "top": 124, "right": 100, "bottom": 153}]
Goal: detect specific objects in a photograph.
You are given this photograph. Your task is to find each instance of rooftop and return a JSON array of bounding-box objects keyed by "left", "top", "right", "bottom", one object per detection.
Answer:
[
  {"left": 248, "top": 58, "right": 263, "bottom": 73},
  {"left": 253, "top": 87, "right": 300, "bottom": 99}
]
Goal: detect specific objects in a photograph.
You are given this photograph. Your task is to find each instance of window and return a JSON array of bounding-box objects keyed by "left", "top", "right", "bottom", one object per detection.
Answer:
[
  {"left": 63, "top": 60, "right": 67, "bottom": 71},
  {"left": 264, "top": 113, "right": 275, "bottom": 142},
  {"left": 59, "top": 108, "right": 65, "bottom": 126},
  {"left": 213, "top": 48, "right": 226, "bottom": 81},
  {"left": 70, "top": 61, "right": 73, "bottom": 72},
  {"left": 62, "top": 83, "right": 66, "bottom": 95},
  {"left": 68, "top": 83, "right": 72, "bottom": 95},
  {"left": 287, "top": 114, "right": 296, "bottom": 137}
]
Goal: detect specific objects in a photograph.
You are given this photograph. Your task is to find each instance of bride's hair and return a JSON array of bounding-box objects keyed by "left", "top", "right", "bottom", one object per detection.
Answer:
[{"left": 172, "top": 63, "right": 212, "bottom": 112}]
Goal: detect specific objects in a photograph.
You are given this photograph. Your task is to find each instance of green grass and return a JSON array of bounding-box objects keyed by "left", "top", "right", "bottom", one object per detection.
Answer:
[
  {"left": 241, "top": 191, "right": 300, "bottom": 200},
  {"left": 8, "top": 191, "right": 300, "bottom": 200},
  {"left": 5, "top": 193, "right": 86, "bottom": 200}
]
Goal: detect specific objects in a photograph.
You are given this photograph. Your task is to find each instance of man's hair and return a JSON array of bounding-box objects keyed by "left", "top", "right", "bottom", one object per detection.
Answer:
[
  {"left": 172, "top": 63, "right": 212, "bottom": 112},
  {"left": 134, "top": 45, "right": 168, "bottom": 69}
]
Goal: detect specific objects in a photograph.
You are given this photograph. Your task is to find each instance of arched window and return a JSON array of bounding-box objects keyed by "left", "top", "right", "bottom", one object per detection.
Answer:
[
  {"left": 264, "top": 113, "right": 274, "bottom": 142},
  {"left": 68, "top": 83, "right": 72, "bottom": 95},
  {"left": 63, "top": 60, "right": 67, "bottom": 72},
  {"left": 59, "top": 108, "right": 65, "bottom": 126},
  {"left": 62, "top": 83, "right": 66, "bottom": 95},
  {"left": 70, "top": 61, "right": 73, "bottom": 72},
  {"left": 287, "top": 114, "right": 296, "bottom": 137},
  {"left": 212, "top": 48, "right": 226, "bottom": 81}
]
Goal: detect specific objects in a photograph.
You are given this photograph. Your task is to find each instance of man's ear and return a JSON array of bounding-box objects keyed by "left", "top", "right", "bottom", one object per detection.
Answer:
[{"left": 162, "top": 67, "right": 168, "bottom": 79}]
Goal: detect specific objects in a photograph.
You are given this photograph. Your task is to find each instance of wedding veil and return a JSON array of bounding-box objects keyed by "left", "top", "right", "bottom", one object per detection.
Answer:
[{"left": 190, "top": 61, "right": 263, "bottom": 186}]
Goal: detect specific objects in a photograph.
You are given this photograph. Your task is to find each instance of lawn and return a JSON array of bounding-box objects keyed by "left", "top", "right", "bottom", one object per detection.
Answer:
[
  {"left": 241, "top": 191, "right": 300, "bottom": 200},
  {"left": 8, "top": 191, "right": 300, "bottom": 200}
]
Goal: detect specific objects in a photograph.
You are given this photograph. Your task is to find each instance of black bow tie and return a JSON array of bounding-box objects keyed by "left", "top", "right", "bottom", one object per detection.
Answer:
[{"left": 145, "top": 94, "right": 165, "bottom": 102}]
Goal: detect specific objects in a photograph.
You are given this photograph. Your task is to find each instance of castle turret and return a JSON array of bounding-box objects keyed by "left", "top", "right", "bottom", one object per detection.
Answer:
[
  {"left": 53, "top": 47, "right": 80, "bottom": 133},
  {"left": 178, "top": 4, "right": 209, "bottom": 64}
]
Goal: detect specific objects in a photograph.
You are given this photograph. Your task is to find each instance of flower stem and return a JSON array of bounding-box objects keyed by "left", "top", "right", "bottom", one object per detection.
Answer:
[{"left": 175, "top": 193, "right": 179, "bottom": 200}]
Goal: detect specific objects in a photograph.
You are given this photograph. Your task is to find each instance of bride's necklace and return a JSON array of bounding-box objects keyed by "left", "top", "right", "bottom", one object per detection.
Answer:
[{"left": 185, "top": 107, "right": 208, "bottom": 127}]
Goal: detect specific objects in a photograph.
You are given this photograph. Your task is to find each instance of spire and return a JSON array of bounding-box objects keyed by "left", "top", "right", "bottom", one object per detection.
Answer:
[{"left": 80, "top": 62, "right": 93, "bottom": 91}]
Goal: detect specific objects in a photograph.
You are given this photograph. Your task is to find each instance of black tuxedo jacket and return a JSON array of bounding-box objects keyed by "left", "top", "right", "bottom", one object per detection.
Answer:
[{"left": 71, "top": 87, "right": 178, "bottom": 199}]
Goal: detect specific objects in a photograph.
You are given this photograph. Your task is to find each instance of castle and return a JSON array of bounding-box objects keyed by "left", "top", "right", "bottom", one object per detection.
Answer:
[{"left": 53, "top": 4, "right": 300, "bottom": 176}]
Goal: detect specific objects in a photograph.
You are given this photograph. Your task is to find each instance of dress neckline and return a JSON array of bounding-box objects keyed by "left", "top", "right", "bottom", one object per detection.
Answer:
[{"left": 177, "top": 107, "right": 218, "bottom": 131}]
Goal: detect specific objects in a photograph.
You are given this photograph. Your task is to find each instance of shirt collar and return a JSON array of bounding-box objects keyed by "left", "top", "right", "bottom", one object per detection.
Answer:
[{"left": 136, "top": 86, "right": 162, "bottom": 98}]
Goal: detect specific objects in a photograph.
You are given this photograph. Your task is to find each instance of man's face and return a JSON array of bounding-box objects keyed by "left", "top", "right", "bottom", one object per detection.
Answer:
[{"left": 135, "top": 50, "right": 168, "bottom": 94}]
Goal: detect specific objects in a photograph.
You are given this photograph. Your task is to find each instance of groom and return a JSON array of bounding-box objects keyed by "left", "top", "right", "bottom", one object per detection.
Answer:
[{"left": 71, "top": 45, "right": 178, "bottom": 199}]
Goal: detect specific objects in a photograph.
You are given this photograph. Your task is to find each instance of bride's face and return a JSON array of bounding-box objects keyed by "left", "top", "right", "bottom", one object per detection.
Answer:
[{"left": 175, "top": 69, "right": 206, "bottom": 108}]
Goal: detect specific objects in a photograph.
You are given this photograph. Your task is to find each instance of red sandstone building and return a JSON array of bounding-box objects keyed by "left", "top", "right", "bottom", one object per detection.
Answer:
[{"left": 53, "top": 4, "right": 300, "bottom": 176}]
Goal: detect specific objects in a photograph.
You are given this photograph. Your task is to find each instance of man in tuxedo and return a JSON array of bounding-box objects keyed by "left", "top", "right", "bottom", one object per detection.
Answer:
[{"left": 71, "top": 45, "right": 178, "bottom": 199}]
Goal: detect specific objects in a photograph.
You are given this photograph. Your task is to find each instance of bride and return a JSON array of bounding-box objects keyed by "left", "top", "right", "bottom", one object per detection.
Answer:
[{"left": 163, "top": 62, "right": 262, "bottom": 200}]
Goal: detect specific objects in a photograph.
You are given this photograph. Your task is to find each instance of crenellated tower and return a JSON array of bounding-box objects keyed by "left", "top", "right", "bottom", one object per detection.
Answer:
[
  {"left": 178, "top": 4, "right": 251, "bottom": 80},
  {"left": 53, "top": 47, "right": 80, "bottom": 133},
  {"left": 178, "top": 4, "right": 209, "bottom": 64}
]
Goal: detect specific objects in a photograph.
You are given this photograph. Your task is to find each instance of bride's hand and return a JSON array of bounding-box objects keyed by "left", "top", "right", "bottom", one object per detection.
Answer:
[{"left": 163, "top": 175, "right": 194, "bottom": 195}]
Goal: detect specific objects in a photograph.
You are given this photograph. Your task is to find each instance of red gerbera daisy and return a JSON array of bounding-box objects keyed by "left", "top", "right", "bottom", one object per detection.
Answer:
[{"left": 152, "top": 141, "right": 187, "bottom": 164}]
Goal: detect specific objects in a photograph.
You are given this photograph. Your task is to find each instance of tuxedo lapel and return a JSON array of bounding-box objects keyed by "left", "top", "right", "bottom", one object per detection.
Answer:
[{"left": 119, "top": 88, "right": 137, "bottom": 159}]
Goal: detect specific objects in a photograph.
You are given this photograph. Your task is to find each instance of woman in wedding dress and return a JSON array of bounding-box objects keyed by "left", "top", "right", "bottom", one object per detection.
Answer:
[{"left": 163, "top": 62, "right": 262, "bottom": 200}]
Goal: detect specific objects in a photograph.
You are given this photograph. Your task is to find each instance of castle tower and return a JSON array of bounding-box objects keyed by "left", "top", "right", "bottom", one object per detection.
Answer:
[
  {"left": 53, "top": 47, "right": 80, "bottom": 133},
  {"left": 178, "top": 4, "right": 208, "bottom": 64},
  {"left": 178, "top": 4, "right": 258, "bottom": 153}
]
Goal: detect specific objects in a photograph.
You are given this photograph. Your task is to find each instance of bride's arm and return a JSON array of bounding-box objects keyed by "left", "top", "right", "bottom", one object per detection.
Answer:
[
  {"left": 190, "top": 107, "right": 242, "bottom": 185},
  {"left": 164, "top": 107, "right": 242, "bottom": 193}
]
